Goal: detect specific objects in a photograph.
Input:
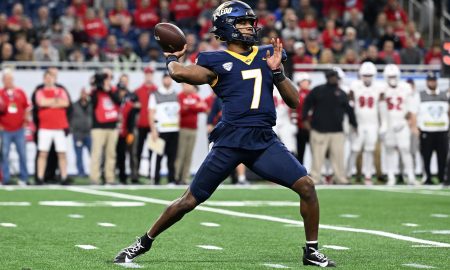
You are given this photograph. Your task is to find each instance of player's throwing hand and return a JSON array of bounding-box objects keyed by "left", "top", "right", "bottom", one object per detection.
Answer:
[
  {"left": 266, "top": 38, "right": 282, "bottom": 71},
  {"left": 164, "top": 44, "right": 187, "bottom": 58}
]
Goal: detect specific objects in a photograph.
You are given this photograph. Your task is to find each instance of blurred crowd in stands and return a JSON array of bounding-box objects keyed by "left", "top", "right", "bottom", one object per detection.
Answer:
[{"left": 0, "top": 0, "right": 445, "bottom": 73}]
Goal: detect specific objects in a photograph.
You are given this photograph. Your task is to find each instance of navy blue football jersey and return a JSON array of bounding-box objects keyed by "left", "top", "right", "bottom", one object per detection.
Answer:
[{"left": 196, "top": 45, "right": 287, "bottom": 128}]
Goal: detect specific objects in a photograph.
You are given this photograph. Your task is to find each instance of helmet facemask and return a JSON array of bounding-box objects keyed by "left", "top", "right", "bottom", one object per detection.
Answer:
[
  {"left": 361, "top": 75, "right": 373, "bottom": 87},
  {"left": 231, "top": 16, "right": 260, "bottom": 46},
  {"left": 387, "top": 76, "right": 398, "bottom": 88}
]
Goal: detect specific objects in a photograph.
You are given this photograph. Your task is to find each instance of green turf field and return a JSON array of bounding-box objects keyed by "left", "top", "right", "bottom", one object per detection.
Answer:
[{"left": 1, "top": 185, "right": 449, "bottom": 269}]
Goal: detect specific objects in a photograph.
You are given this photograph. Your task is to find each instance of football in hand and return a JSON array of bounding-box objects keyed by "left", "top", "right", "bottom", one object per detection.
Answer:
[{"left": 154, "top": 23, "right": 186, "bottom": 53}]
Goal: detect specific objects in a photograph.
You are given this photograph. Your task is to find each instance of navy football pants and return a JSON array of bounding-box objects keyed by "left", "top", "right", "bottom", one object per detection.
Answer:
[{"left": 190, "top": 141, "right": 308, "bottom": 203}]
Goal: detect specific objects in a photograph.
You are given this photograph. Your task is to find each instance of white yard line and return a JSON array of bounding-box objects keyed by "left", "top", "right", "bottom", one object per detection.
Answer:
[
  {"left": 203, "top": 201, "right": 299, "bottom": 207},
  {"left": 67, "top": 187, "right": 450, "bottom": 248},
  {"left": 39, "top": 201, "right": 145, "bottom": 207},
  {"left": 75, "top": 245, "right": 98, "bottom": 250},
  {"left": 0, "top": 223, "right": 17, "bottom": 227},
  {"left": 115, "top": 262, "right": 143, "bottom": 269},
  {"left": 196, "top": 245, "right": 223, "bottom": 250},
  {"left": 402, "top": 263, "right": 436, "bottom": 269},
  {"left": 0, "top": 202, "right": 30, "bottom": 206},
  {"left": 402, "top": 223, "right": 419, "bottom": 227},
  {"left": 322, "top": 245, "right": 350, "bottom": 250},
  {"left": 430, "top": 214, "right": 448, "bottom": 218},
  {"left": 262, "top": 263, "right": 290, "bottom": 268},
  {"left": 200, "top": 222, "right": 221, "bottom": 227},
  {"left": 97, "top": 222, "right": 117, "bottom": 227},
  {"left": 372, "top": 188, "right": 450, "bottom": 197},
  {"left": 68, "top": 214, "right": 84, "bottom": 219},
  {"left": 339, "top": 214, "right": 360, "bottom": 218}
]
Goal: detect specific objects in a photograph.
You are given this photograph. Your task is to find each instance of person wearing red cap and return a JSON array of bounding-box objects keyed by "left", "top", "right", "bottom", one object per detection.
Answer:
[{"left": 134, "top": 66, "right": 157, "bottom": 180}]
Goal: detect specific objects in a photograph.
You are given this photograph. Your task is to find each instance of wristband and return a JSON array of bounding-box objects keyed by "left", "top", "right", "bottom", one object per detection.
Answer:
[
  {"left": 272, "top": 68, "right": 286, "bottom": 84},
  {"left": 166, "top": 55, "right": 178, "bottom": 67}
]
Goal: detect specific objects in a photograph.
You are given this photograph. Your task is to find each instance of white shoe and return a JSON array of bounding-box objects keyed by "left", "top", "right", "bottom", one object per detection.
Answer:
[
  {"left": 386, "top": 178, "right": 396, "bottom": 186},
  {"left": 237, "top": 179, "right": 250, "bottom": 185},
  {"left": 17, "top": 181, "right": 27, "bottom": 186}
]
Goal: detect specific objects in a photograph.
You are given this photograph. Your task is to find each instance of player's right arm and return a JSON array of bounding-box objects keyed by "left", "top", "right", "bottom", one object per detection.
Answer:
[{"left": 165, "top": 45, "right": 217, "bottom": 85}]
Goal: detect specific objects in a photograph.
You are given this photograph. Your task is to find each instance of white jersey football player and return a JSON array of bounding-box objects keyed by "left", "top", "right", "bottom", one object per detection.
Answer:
[
  {"left": 380, "top": 64, "right": 417, "bottom": 185},
  {"left": 346, "top": 62, "right": 383, "bottom": 184},
  {"left": 274, "top": 87, "right": 297, "bottom": 153}
]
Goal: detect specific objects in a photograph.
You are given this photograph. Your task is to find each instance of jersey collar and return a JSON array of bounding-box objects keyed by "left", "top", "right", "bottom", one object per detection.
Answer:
[
  {"left": 425, "top": 87, "right": 440, "bottom": 95},
  {"left": 224, "top": 46, "right": 259, "bottom": 65}
]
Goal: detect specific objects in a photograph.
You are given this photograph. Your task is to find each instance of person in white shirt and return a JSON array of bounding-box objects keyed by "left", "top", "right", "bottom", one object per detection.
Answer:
[
  {"left": 380, "top": 64, "right": 418, "bottom": 185},
  {"left": 148, "top": 73, "right": 180, "bottom": 185},
  {"left": 347, "top": 62, "right": 383, "bottom": 185},
  {"left": 416, "top": 72, "right": 449, "bottom": 184}
]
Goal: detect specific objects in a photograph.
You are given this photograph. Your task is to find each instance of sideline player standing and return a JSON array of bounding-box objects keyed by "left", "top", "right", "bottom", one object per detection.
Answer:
[
  {"left": 114, "top": 1, "right": 335, "bottom": 267},
  {"left": 346, "top": 62, "right": 383, "bottom": 185},
  {"left": 380, "top": 64, "right": 417, "bottom": 185}
]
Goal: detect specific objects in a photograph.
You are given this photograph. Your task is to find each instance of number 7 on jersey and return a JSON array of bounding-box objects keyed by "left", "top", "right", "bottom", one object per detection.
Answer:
[{"left": 241, "top": 69, "right": 262, "bottom": 109}]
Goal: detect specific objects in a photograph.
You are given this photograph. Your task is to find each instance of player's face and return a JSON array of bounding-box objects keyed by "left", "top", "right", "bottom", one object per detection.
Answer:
[
  {"left": 361, "top": 75, "right": 373, "bottom": 86},
  {"left": 387, "top": 76, "right": 398, "bottom": 87},
  {"left": 427, "top": 79, "right": 437, "bottom": 90},
  {"left": 235, "top": 19, "right": 254, "bottom": 37}
]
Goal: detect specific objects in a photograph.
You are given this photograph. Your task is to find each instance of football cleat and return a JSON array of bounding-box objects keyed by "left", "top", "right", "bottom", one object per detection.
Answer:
[
  {"left": 303, "top": 247, "right": 336, "bottom": 267},
  {"left": 114, "top": 237, "right": 152, "bottom": 263}
]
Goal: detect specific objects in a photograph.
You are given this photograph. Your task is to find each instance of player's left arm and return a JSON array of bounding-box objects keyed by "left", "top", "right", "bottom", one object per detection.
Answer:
[
  {"left": 267, "top": 38, "right": 299, "bottom": 109},
  {"left": 406, "top": 91, "right": 419, "bottom": 135},
  {"left": 274, "top": 64, "right": 299, "bottom": 109}
]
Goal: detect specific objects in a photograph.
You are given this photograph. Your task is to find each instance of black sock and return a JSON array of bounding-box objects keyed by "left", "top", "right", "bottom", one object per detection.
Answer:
[
  {"left": 140, "top": 233, "right": 153, "bottom": 249},
  {"left": 306, "top": 241, "right": 318, "bottom": 251}
]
